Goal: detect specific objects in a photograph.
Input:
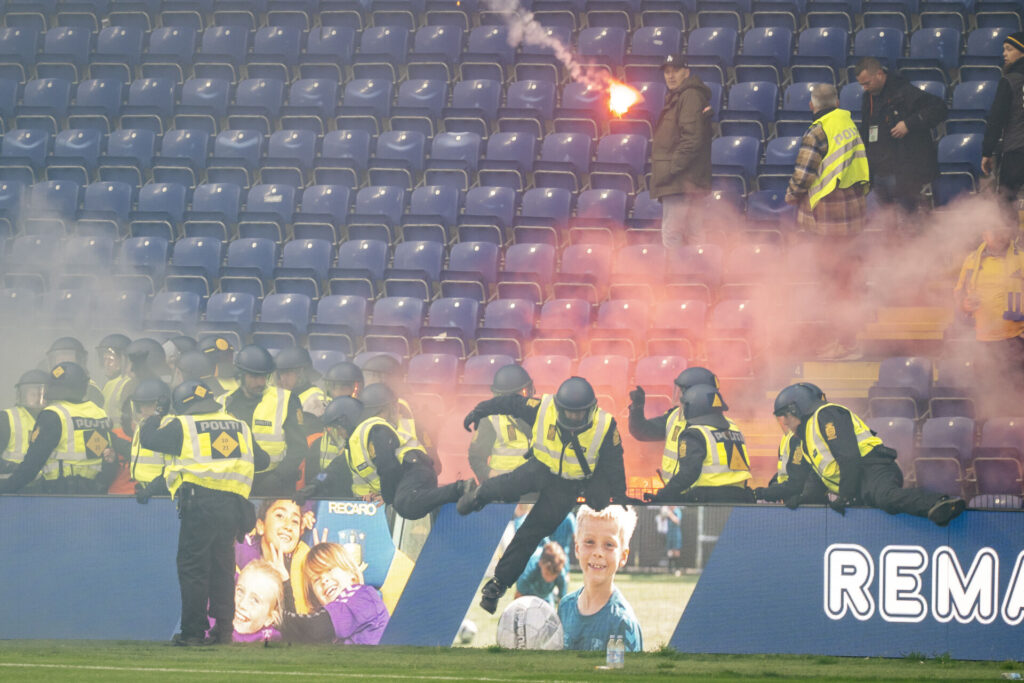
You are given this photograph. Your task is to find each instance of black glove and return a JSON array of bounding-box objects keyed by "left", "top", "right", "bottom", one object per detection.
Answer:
[
  {"left": 295, "top": 483, "right": 320, "bottom": 506},
  {"left": 753, "top": 487, "right": 768, "bottom": 501},
  {"left": 628, "top": 386, "right": 645, "bottom": 411},
  {"left": 784, "top": 494, "right": 802, "bottom": 510},
  {"left": 155, "top": 394, "right": 170, "bottom": 417},
  {"left": 829, "top": 495, "right": 848, "bottom": 516},
  {"left": 134, "top": 481, "right": 152, "bottom": 505},
  {"left": 642, "top": 491, "right": 659, "bottom": 503},
  {"left": 463, "top": 409, "right": 484, "bottom": 432}
]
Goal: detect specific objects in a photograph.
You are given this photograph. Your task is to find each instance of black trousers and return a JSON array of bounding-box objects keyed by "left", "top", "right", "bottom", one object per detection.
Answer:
[
  {"left": 858, "top": 458, "right": 945, "bottom": 518},
  {"left": 675, "top": 485, "right": 756, "bottom": 503},
  {"left": 478, "top": 458, "right": 580, "bottom": 588},
  {"left": 998, "top": 149, "right": 1024, "bottom": 198},
  {"left": 392, "top": 458, "right": 462, "bottom": 521},
  {"left": 177, "top": 486, "right": 239, "bottom": 639}
]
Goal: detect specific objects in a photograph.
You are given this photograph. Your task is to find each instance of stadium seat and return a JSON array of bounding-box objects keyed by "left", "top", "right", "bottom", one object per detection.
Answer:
[
  {"left": 477, "top": 298, "right": 536, "bottom": 359},
  {"left": 147, "top": 291, "right": 201, "bottom": 335},
  {"left": 329, "top": 238, "right": 389, "bottom": 299},
  {"left": 534, "top": 298, "right": 592, "bottom": 358},
  {"left": 209, "top": 129, "right": 266, "bottom": 189},
  {"left": 365, "top": 296, "right": 426, "bottom": 358},
  {"left": 721, "top": 81, "right": 778, "bottom": 139},
  {"left": 309, "top": 294, "right": 370, "bottom": 354},
  {"left": 79, "top": 181, "right": 132, "bottom": 237},
  {"left": 734, "top": 26, "right": 793, "bottom": 85},
  {"left": 479, "top": 132, "right": 538, "bottom": 191},
  {"left": 131, "top": 182, "right": 187, "bottom": 241},
  {"left": 174, "top": 78, "right": 231, "bottom": 135},
  {"left": 301, "top": 26, "right": 357, "bottom": 81},
  {"left": 166, "top": 236, "right": 223, "bottom": 299},
  {"left": 201, "top": 291, "right": 257, "bottom": 343},
  {"left": 274, "top": 236, "right": 329, "bottom": 299},
  {"left": 228, "top": 78, "right": 286, "bottom": 136},
  {"left": 853, "top": 27, "right": 906, "bottom": 71},
  {"left": 460, "top": 185, "right": 518, "bottom": 245},
  {"left": 499, "top": 80, "right": 557, "bottom": 137},
  {"left": 337, "top": 78, "right": 394, "bottom": 136},
  {"left": 592, "top": 298, "right": 649, "bottom": 358},
  {"left": 385, "top": 240, "right": 445, "bottom": 301},
  {"left": 577, "top": 26, "right": 628, "bottom": 71},
  {"left": 421, "top": 296, "right": 480, "bottom": 358},
  {"left": 497, "top": 242, "right": 556, "bottom": 304},
  {"left": 711, "top": 136, "right": 762, "bottom": 195},
  {"left": 534, "top": 133, "right": 593, "bottom": 193},
  {"left": 16, "top": 78, "right": 72, "bottom": 136},
  {"left": 369, "top": 130, "right": 427, "bottom": 189},
  {"left": 194, "top": 25, "right": 250, "bottom": 82},
  {"left": 577, "top": 353, "right": 631, "bottom": 409},
  {"left": 591, "top": 134, "right": 649, "bottom": 194},
  {"left": 686, "top": 27, "right": 738, "bottom": 83},
  {"left": 409, "top": 24, "right": 463, "bottom": 82},
  {"left": 248, "top": 26, "right": 302, "bottom": 82},
  {"left": 253, "top": 292, "right": 313, "bottom": 347},
  {"left": 142, "top": 26, "right": 196, "bottom": 83},
  {"left": 37, "top": 26, "right": 92, "bottom": 82},
  {"left": 572, "top": 189, "right": 629, "bottom": 245},
  {"left": 634, "top": 355, "right": 689, "bottom": 395},
  {"left": 153, "top": 128, "right": 210, "bottom": 188},
  {"left": 516, "top": 186, "right": 574, "bottom": 246},
  {"left": 116, "top": 235, "right": 169, "bottom": 292},
  {"left": 461, "top": 354, "right": 517, "bottom": 390},
  {"left": 392, "top": 79, "right": 450, "bottom": 138},
  {"left": 355, "top": 25, "right": 410, "bottom": 81},
  {"left": 351, "top": 185, "right": 408, "bottom": 243},
  {"left": 426, "top": 132, "right": 483, "bottom": 190},
  {"left": 283, "top": 78, "right": 340, "bottom": 135},
  {"left": 0, "top": 27, "right": 38, "bottom": 84},
  {"left": 442, "top": 78, "right": 501, "bottom": 138},
  {"left": 316, "top": 129, "right": 372, "bottom": 187},
  {"left": 295, "top": 185, "right": 352, "bottom": 243},
  {"left": 405, "top": 184, "right": 462, "bottom": 244},
  {"left": 866, "top": 416, "right": 917, "bottom": 476},
  {"left": 92, "top": 25, "right": 144, "bottom": 84}
]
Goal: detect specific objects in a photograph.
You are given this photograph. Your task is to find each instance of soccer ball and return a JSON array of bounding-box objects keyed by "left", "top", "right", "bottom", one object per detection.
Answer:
[
  {"left": 495, "top": 596, "right": 563, "bottom": 650},
  {"left": 456, "top": 618, "right": 478, "bottom": 645}
]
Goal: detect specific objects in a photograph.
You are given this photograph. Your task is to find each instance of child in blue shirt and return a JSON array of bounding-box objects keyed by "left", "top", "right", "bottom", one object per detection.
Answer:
[
  {"left": 558, "top": 505, "right": 643, "bottom": 652},
  {"left": 515, "top": 541, "right": 567, "bottom": 606}
]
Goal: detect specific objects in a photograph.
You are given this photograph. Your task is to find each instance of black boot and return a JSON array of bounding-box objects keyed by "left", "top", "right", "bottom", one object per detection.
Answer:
[
  {"left": 927, "top": 496, "right": 966, "bottom": 527},
  {"left": 479, "top": 577, "right": 506, "bottom": 614},
  {"left": 457, "top": 478, "right": 482, "bottom": 515}
]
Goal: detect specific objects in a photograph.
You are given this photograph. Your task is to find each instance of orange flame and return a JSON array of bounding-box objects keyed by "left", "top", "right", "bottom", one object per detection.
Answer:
[{"left": 608, "top": 80, "right": 641, "bottom": 117}]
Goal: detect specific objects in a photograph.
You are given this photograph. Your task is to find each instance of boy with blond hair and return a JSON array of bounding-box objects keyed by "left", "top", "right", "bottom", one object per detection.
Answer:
[{"left": 558, "top": 505, "right": 642, "bottom": 652}]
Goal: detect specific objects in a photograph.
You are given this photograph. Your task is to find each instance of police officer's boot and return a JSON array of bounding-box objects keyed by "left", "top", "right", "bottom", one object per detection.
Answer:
[
  {"left": 927, "top": 496, "right": 966, "bottom": 527},
  {"left": 479, "top": 577, "right": 507, "bottom": 614},
  {"left": 456, "top": 478, "right": 482, "bottom": 515}
]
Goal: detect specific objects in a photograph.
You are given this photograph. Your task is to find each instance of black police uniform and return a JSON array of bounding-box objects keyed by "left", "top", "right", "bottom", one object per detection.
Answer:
[
  {"left": 754, "top": 431, "right": 828, "bottom": 506},
  {"left": 464, "top": 393, "right": 626, "bottom": 591},
  {"left": 647, "top": 412, "right": 756, "bottom": 504},
  {"left": 304, "top": 430, "right": 355, "bottom": 498},
  {"left": 140, "top": 412, "right": 270, "bottom": 644},
  {"left": 224, "top": 388, "right": 310, "bottom": 496}
]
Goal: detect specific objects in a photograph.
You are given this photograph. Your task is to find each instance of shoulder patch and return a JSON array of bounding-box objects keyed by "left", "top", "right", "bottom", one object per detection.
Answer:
[
  {"left": 612, "top": 430, "right": 621, "bottom": 446},
  {"left": 296, "top": 409, "right": 304, "bottom": 425},
  {"left": 546, "top": 424, "right": 557, "bottom": 441},
  {"left": 824, "top": 422, "right": 837, "bottom": 441},
  {"left": 527, "top": 398, "right": 540, "bottom": 408},
  {"left": 30, "top": 426, "right": 40, "bottom": 443},
  {"left": 677, "top": 439, "right": 687, "bottom": 458}
]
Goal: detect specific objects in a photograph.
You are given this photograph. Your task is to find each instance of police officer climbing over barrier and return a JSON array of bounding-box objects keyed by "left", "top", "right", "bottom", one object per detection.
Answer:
[
  {"left": 0, "top": 369, "right": 50, "bottom": 474},
  {"left": 458, "top": 376, "right": 628, "bottom": 614},
  {"left": 299, "top": 396, "right": 363, "bottom": 499},
  {"left": 224, "top": 344, "right": 310, "bottom": 496},
  {"left": 467, "top": 364, "right": 534, "bottom": 482},
  {"left": 139, "top": 380, "right": 268, "bottom": 646},
  {"left": 754, "top": 382, "right": 828, "bottom": 506},
  {"left": 0, "top": 363, "right": 116, "bottom": 494},
  {"left": 360, "top": 354, "right": 435, "bottom": 464},
  {"left": 322, "top": 383, "right": 470, "bottom": 518},
  {"left": 644, "top": 383, "right": 755, "bottom": 503},
  {"left": 772, "top": 383, "right": 966, "bottom": 525}
]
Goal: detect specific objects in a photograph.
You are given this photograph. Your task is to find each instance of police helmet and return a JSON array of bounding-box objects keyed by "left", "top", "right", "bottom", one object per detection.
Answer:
[
  {"left": 553, "top": 377, "right": 597, "bottom": 432},
  {"left": 274, "top": 346, "right": 313, "bottom": 372},
  {"left": 15, "top": 369, "right": 49, "bottom": 407},
  {"left": 48, "top": 336, "right": 87, "bottom": 364},
  {"left": 17, "top": 368, "right": 50, "bottom": 388},
  {"left": 46, "top": 362, "right": 89, "bottom": 402},
  {"left": 234, "top": 344, "right": 275, "bottom": 375},
  {"left": 360, "top": 354, "right": 402, "bottom": 378},
  {"left": 199, "top": 335, "right": 235, "bottom": 361},
  {"left": 322, "top": 397, "right": 365, "bottom": 434},
  {"left": 491, "top": 364, "right": 534, "bottom": 397},
  {"left": 96, "top": 333, "right": 131, "bottom": 355},
  {"left": 325, "top": 361, "right": 364, "bottom": 386},
  {"left": 681, "top": 383, "right": 728, "bottom": 420},
  {"left": 166, "top": 335, "right": 198, "bottom": 355},
  {"left": 359, "top": 382, "right": 397, "bottom": 418},
  {"left": 132, "top": 377, "right": 170, "bottom": 405},
  {"left": 773, "top": 383, "right": 826, "bottom": 420},
  {"left": 126, "top": 337, "right": 169, "bottom": 375},
  {"left": 674, "top": 366, "right": 719, "bottom": 392},
  {"left": 176, "top": 351, "right": 215, "bottom": 382},
  {"left": 172, "top": 380, "right": 221, "bottom": 415}
]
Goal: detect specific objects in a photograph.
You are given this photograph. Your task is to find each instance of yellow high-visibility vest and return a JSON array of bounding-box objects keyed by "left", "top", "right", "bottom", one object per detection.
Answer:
[
  {"left": 165, "top": 411, "right": 255, "bottom": 498},
  {"left": 807, "top": 108, "right": 870, "bottom": 209},
  {"left": 802, "top": 403, "right": 882, "bottom": 494},
  {"left": 681, "top": 418, "right": 752, "bottom": 489},
  {"left": 347, "top": 417, "right": 404, "bottom": 495},
  {"left": 130, "top": 415, "right": 172, "bottom": 483},
  {"left": 530, "top": 394, "right": 613, "bottom": 480},
  {"left": 1, "top": 406, "right": 35, "bottom": 465},
  {"left": 485, "top": 414, "right": 530, "bottom": 474},
  {"left": 45, "top": 400, "right": 113, "bottom": 481},
  {"left": 659, "top": 406, "right": 688, "bottom": 481},
  {"left": 252, "top": 387, "right": 290, "bottom": 467},
  {"left": 102, "top": 375, "right": 132, "bottom": 422}
]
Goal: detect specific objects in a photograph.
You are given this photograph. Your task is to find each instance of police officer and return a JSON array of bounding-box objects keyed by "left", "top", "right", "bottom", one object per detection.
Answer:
[
  {"left": 754, "top": 382, "right": 828, "bottom": 506},
  {"left": 95, "top": 333, "right": 132, "bottom": 419},
  {"left": 467, "top": 364, "right": 533, "bottom": 482},
  {"left": 224, "top": 344, "right": 309, "bottom": 496},
  {"left": 128, "top": 378, "right": 171, "bottom": 487},
  {"left": 139, "top": 380, "right": 269, "bottom": 646},
  {"left": 0, "top": 362, "right": 116, "bottom": 494},
  {"left": 299, "top": 396, "right": 363, "bottom": 499},
  {"left": 458, "top": 376, "right": 627, "bottom": 614},
  {"left": 174, "top": 351, "right": 229, "bottom": 399},
  {"left": 116, "top": 337, "right": 172, "bottom": 433},
  {"left": 199, "top": 335, "right": 239, "bottom": 396},
  {"left": 46, "top": 337, "right": 105, "bottom": 407},
  {"left": 322, "top": 361, "right": 364, "bottom": 399},
  {"left": 773, "top": 383, "right": 966, "bottom": 525},
  {"left": 346, "top": 383, "right": 468, "bottom": 518},
  {"left": 628, "top": 366, "right": 720, "bottom": 445},
  {"left": 644, "top": 384, "right": 755, "bottom": 503},
  {"left": 274, "top": 346, "right": 328, "bottom": 420},
  {"left": 0, "top": 369, "right": 49, "bottom": 474},
  {"left": 359, "top": 354, "right": 428, "bottom": 457}
]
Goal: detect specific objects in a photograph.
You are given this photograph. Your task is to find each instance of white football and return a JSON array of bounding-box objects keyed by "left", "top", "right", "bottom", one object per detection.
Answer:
[
  {"left": 457, "top": 618, "right": 478, "bottom": 644},
  {"left": 496, "top": 596, "right": 564, "bottom": 650}
]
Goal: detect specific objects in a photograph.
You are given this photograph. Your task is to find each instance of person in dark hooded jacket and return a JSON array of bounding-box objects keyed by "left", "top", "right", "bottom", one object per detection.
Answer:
[
  {"left": 649, "top": 53, "right": 713, "bottom": 249},
  {"left": 982, "top": 32, "right": 1024, "bottom": 199},
  {"left": 855, "top": 57, "right": 947, "bottom": 217}
]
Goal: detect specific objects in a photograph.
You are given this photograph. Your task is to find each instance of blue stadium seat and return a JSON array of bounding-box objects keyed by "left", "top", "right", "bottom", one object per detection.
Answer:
[
  {"left": 426, "top": 131, "right": 482, "bottom": 190},
  {"left": 116, "top": 235, "right": 169, "bottom": 292},
  {"left": 734, "top": 26, "right": 792, "bottom": 85},
  {"left": 330, "top": 238, "right": 389, "bottom": 298},
  {"left": 477, "top": 298, "right": 536, "bottom": 359},
  {"left": 142, "top": 27, "right": 197, "bottom": 83},
  {"left": 316, "top": 129, "right": 372, "bottom": 187},
  {"left": 309, "top": 294, "right": 369, "bottom": 354},
  {"left": 220, "top": 237, "right": 278, "bottom": 298},
  {"left": 0, "top": 27, "right": 39, "bottom": 83},
  {"left": 404, "top": 184, "right": 462, "bottom": 243},
  {"left": 461, "top": 185, "right": 518, "bottom": 244},
  {"left": 132, "top": 182, "right": 187, "bottom": 240},
  {"left": 174, "top": 78, "right": 231, "bottom": 135},
  {"left": 409, "top": 24, "right": 463, "bottom": 82},
  {"left": 99, "top": 128, "right": 156, "bottom": 187},
  {"left": 515, "top": 186, "right": 573, "bottom": 245},
  {"left": 591, "top": 134, "right": 649, "bottom": 194},
  {"left": 628, "top": 25, "right": 683, "bottom": 62},
  {"left": 282, "top": 78, "right": 340, "bottom": 135},
  {"left": 866, "top": 417, "right": 917, "bottom": 475},
  {"left": 24, "top": 180, "right": 79, "bottom": 234},
  {"left": 534, "top": 300, "right": 592, "bottom": 359},
  {"left": 241, "top": 183, "right": 296, "bottom": 242},
  {"left": 365, "top": 295, "right": 425, "bottom": 357},
  {"left": 913, "top": 80, "right": 947, "bottom": 101},
  {"left": 147, "top": 291, "right": 202, "bottom": 335},
  {"left": 498, "top": 242, "right": 557, "bottom": 304},
  {"left": 274, "top": 237, "right": 332, "bottom": 299},
  {"left": 839, "top": 82, "right": 865, "bottom": 115},
  {"left": 153, "top": 128, "right": 210, "bottom": 188},
  {"left": 462, "top": 26, "right": 514, "bottom": 82},
  {"left": 938, "top": 133, "right": 984, "bottom": 179},
  {"left": 166, "top": 236, "right": 223, "bottom": 299},
  {"left": 355, "top": 25, "right": 410, "bottom": 81},
  {"left": 369, "top": 130, "right": 427, "bottom": 189},
  {"left": 37, "top": 26, "right": 92, "bottom": 82},
  {"left": 200, "top": 291, "right": 257, "bottom": 343},
  {"left": 48, "top": 129, "right": 102, "bottom": 185},
  {"left": 392, "top": 78, "right": 449, "bottom": 138},
  {"left": 721, "top": 81, "right": 778, "bottom": 139},
  {"left": 534, "top": 132, "right": 593, "bottom": 192},
  {"left": 184, "top": 182, "right": 241, "bottom": 240},
  {"left": 553, "top": 81, "right": 608, "bottom": 138},
  {"left": 0, "top": 78, "right": 18, "bottom": 133},
  {"left": 209, "top": 129, "right": 265, "bottom": 188},
  {"left": 686, "top": 27, "right": 738, "bottom": 82},
  {"left": 901, "top": 27, "right": 961, "bottom": 82},
  {"left": 479, "top": 132, "right": 538, "bottom": 191},
  {"left": 853, "top": 27, "right": 906, "bottom": 70},
  {"left": 16, "top": 78, "right": 73, "bottom": 135},
  {"left": 300, "top": 26, "right": 357, "bottom": 81},
  {"left": 248, "top": 26, "right": 302, "bottom": 82},
  {"left": 516, "top": 25, "right": 574, "bottom": 82},
  {"left": 262, "top": 129, "right": 317, "bottom": 187},
  {"left": 68, "top": 79, "right": 124, "bottom": 134},
  {"left": 78, "top": 181, "right": 131, "bottom": 237},
  {"left": 499, "top": 80, "right": 557, "bottom": 137},
  {"left": 337, "top": 78, "right": 394, "bottom": 136},
  {"left": 920, "top": 416, "right": 976, "bottom": 468},
  {"left": 442, "top": 240, "right": 500, "bottom": 302},
  {"left": 868, "top": 355, "right": 933, "bottom": 418},
  {"left": 121, "top": 77, "right": 176, "bottom": 134},
  {"left": 712, "top": 135, "right": 761, "bottom": 195},
  {"left": 385, "top": 239, "right": 446, "bottom": 300},
  {"left": 577, "top": 26, "right": 628, "bottom": 71},
  {"left": 443, "top": 78, "right": 501, "bottom": 138},
  {"left": 793, "top": 26, "right": 848, "bottom": 83},
  {"left": 461, "top": 353, "right": 517, "bottom": 389},
  {"left": 571, "top": 189, "right": 629, "bottom": 245},
  {"left": 253, "top": 292, "right": 313, "bottom": 347},
  {"left": 228, "top": 78, "right": 286, "bottom": 135},
  {"left": 195, "top": 25, "right": 251, "bottom": 81},
  {"left": 351, "top": 185, "right": 408, "bottom": 242},
  {"left": 294, "top": 184, "right": 352, "bottom": 242},
  {"left": 92, "top": 25, "right": 143, "bottom": 83},
  {"left": 1, "top": 128, "right": 50, "bottom": 184},
  {"left": 421, "top": 297, "right": 480, "bottom": 357},
  {"left": 405, "top": 352, "right": 460, "bottom": 392}
]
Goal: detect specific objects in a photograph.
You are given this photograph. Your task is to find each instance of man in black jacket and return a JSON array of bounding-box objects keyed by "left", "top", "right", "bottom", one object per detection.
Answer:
[
  {"left": 855, "top": 57, "right": 947, "bottom": 217},
  {"left": 982, "top": 32, "right": 1024, "bottom": 199}
]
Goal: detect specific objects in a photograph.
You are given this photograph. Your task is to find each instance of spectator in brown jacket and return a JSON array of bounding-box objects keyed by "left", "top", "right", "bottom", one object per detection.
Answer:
[{"left": 648, "top": 53, "right": 713, "bottom": 249}]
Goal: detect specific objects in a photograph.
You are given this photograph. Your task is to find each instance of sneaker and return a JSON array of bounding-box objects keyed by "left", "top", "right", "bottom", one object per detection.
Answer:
[
  {"left": 456, "top": 478, "right": 481, "bottom": 516},
  {"left": 172, "top": 633, "right": 213, "bottom": 647},
  {"left": 479, "top": 577, "right": 506, "bottom": 615},
  {"left": 927, "top": 496, "right": 966, "bottom": 527}
]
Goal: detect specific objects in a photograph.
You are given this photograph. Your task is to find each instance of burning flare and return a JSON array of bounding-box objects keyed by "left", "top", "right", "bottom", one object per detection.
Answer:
[{"left": 607, "top": 80, "right": 641, "bottom": 117}]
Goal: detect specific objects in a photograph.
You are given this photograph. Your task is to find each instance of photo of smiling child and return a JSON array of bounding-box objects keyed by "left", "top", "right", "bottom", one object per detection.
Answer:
[
  {"left": 558, "top": 505, "right": 643, "bottom": 652},
  {"left": 235, "top": 498, "right": 317, "bottom": 614},
  {"left": 232, "top": 560, "right": 284, "bottom": 643},
  {"left": 280, "top": 542, "right": 390, "bottom": 645}
]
